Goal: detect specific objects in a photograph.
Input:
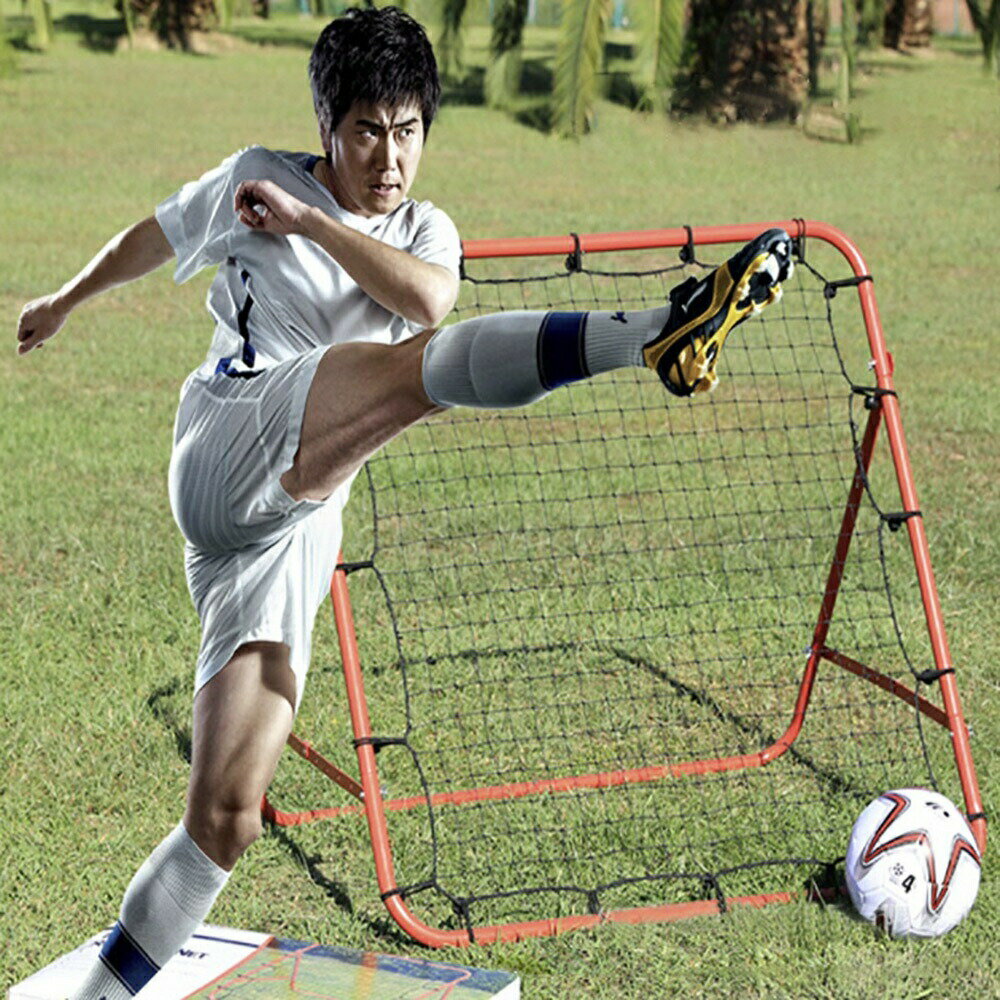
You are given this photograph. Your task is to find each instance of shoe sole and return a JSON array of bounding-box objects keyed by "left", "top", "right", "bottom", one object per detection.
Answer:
[{"left": 644, "top": 230, "right": 793, "bottom": 395}]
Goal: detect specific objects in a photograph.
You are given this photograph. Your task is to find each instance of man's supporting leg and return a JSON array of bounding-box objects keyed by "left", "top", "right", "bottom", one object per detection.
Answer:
[{"left": 71, "top": 642, "right": 295, "bottom": 999}]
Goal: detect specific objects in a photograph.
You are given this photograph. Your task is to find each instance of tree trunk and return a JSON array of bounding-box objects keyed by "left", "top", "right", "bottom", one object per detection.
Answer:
[
  {"left": 884, "top": 0, "right": 933, "bottom": 50},
  {"left": 806, "top": 0, "right": 830, "bottom": 96},
  {"left": 679, "top": 0, "right": 809, "bottom": 123},
  {"left": 857, "top": 0, "right": 887, "bottom": 47},
  {"left": 123, "top": 0, "right": 218, "bottom": 49}
]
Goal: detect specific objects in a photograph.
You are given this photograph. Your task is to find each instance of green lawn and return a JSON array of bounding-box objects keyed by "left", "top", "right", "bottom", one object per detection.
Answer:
[{"left": 1, "top": 9, "right": 998, "bottom": 999}]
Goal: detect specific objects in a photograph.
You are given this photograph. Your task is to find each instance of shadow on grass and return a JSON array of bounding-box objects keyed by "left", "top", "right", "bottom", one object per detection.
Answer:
[
  {"left": 54, "top": 13, "right": 127, "bottom": 53},
  {"left": 441, "top": 68, "right": 485, "bottom": 108},
  {"left": 144, "top": 674, "right": 414, "bottom": 943},
  {"left": 263, "top": 823, "right": 358, "bottom": 915},
  {"left": 264, "top": 825, "right": 436, "bottom": 947},
  {"left": 520, "top": 57, "right": 553, "bottom": 96},
  {"left": 147, "top": 676, "right": 192, "bottom": 764},
  {"left": 267, "top": 829, "right": 439, "bottom": 950},
  {"left": 226, "top": 24, "right": 320, "bottom": 49},
  {"left": 514, "top": 101, "right": 551, "bottom": 132},
  {"left": 613, "top": 647, "right": 875, "bottom": 805},
  {"left": 441, "top": 60, "right": 555, "bottom": 134},
  {"left": 5, "top": 15, "right": 36, "bottom": 51}
]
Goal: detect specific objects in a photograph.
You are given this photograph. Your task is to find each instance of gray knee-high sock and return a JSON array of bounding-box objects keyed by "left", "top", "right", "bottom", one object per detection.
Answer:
[
  {"left": 71, "top": 824, "right": 230, "bottom": 1000},
  {"left": 422, "top": 306, "right": 669, "bottom": 408}
]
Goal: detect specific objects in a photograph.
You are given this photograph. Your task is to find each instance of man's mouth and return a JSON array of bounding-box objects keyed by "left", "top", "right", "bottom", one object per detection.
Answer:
[{"left": 370, "top": 182, "right": 399, "bottom": 196}]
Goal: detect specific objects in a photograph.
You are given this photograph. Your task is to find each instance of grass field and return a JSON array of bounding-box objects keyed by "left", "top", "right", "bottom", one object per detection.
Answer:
[{"left": 1, "top": 8, "right": 998, "bottom": 998}]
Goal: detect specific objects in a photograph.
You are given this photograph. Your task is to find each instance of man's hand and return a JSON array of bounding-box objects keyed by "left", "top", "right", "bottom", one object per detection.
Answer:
[
  {"left": 235, "top": 179, "right": 313, "bottom": 237},
  {"left": 14, "top": 215, "right": 173, "bottom": 357},
  {"left": 16, "top": 294, "right": 69, "bottom": 356}
]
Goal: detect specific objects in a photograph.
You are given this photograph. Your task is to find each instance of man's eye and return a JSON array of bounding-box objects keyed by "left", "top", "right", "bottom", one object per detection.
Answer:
[{"left": 398, "top": 128, "right": 415, "bottom": 139}]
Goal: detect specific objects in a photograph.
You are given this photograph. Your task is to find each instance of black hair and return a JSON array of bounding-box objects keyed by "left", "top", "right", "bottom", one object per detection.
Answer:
[{"left": 309, "top": 6, "right": 441, "bottom": 155}]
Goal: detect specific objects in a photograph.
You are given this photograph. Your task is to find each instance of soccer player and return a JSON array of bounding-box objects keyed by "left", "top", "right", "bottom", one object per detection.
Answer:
[{"left": 15, "top": 7, "right": 791, "bottom": 997}]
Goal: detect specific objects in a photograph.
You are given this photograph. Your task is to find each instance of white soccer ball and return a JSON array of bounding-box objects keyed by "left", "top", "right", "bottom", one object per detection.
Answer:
[{"left": 845, "top": 788, "right": 982, "bottom": 938}]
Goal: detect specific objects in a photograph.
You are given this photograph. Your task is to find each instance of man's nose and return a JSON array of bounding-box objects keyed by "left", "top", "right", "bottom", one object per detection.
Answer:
[{"left": 375, "top": 133, "right": 399, "bottom": 171}]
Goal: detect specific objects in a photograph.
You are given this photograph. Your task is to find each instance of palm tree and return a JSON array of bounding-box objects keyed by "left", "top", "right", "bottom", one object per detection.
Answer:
[
  {"left": 438, "top": 0, "right": 470, "bottom": 80},
  {"left": 964, "top": 0, "right": 1000, "bottom": 73},
  {"left": 676, "top": 1, "right": 809, "bottom": 123},
  {"left": 485, "top": 0, "right": 529, "bottom": 109},
  {"left": 29, "top": 0, "right": 53, "bottom": 50},
  {"left": 884, "top": 0, "right": 934, "bottom": 49},
  {"left": 633, "top": 0, "right": 687, "bottom": 111},
  {"left": 121, "top": 0, "right": 218, "bottom": 50},
  {"left": 806, "top": 0, "right": 830, "bottom": 96},
  {"left": 552, "top": 0, "right": 687, "bottom": 136},
  {"left": 856, "top": 0, "right": 887, "bottom": 46},
  {"left": 552, "top": 0, "right": 612, "bottom": 135}
]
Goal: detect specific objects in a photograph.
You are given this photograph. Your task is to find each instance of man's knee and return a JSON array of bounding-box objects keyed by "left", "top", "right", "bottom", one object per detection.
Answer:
[{"left": 185, "top": 799, "right": 262, "bottom": 870}]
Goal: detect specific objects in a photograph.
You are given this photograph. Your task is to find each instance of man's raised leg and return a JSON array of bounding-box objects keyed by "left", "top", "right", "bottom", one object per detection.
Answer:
[
  {"left": 280, "top": 229, "right": 794, "bottom": 505},
  {"left": 71, "top": 642, "right": 295, "bottom": 999}
]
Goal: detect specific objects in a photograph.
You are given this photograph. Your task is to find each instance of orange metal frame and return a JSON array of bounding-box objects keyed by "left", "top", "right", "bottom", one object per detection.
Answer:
[{"left": 261, "top": 221, "right": 986, "bottom": 946}]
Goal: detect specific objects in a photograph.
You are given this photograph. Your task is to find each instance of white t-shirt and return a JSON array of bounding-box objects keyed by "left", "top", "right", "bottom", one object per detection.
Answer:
[{"left": 155, "top": 145, "right": 462, "bottom": 377}]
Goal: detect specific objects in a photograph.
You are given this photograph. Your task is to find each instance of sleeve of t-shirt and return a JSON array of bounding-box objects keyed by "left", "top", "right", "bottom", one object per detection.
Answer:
[
  {"left": 155, "top": 148, "right": 250, "bottom": 284},
  {"left": 408, "top": 204, "right": 462, "bottom": 278}
]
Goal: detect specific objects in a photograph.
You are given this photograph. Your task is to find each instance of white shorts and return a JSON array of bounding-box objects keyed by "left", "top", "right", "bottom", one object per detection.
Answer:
[{"left": 169, "top": 347, "right": 353, "bottom": 707}]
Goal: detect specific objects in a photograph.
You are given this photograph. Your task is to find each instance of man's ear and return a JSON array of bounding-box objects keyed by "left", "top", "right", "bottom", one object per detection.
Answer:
[{"left": 319, "top": 125, "right": 332, "bottom": 164}]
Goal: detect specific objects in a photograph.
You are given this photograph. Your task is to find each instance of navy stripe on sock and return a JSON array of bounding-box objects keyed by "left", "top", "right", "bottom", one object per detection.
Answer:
[
  {"left": 537, "top": 312, "right": 590, "bottom": 391},
  {"left": 98, "top": 953, "right": 135, "bottom": 996},
  {"left": 99, "top": 922, "right": 160, "bottom": 995}
]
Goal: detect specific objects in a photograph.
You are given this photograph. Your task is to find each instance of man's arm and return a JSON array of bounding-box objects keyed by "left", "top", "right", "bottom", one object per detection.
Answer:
[
  {"left": 303, "top": 212, "right": 458, "bottom": 330},
  {"left": 234, "top": 178, "right": 459, "bottom": 330},
  {"left": 16, "top": 215, "right": 174, "bottom": 355}
]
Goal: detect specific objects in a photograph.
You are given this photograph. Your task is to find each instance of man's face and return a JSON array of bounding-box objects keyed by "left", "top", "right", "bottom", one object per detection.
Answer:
[{"left": 324, "top": 100, "right": 424, "bottom": 218}]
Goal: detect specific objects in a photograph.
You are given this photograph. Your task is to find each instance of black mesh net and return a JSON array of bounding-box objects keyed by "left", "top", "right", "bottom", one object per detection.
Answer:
[{"left": 277, "top": 238, "right": 963, "bottom": 937}]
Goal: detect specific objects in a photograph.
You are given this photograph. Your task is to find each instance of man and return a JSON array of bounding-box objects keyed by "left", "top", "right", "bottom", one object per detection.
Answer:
[{"left": 15, "top": 7, "right": 791, "bottom": 996}]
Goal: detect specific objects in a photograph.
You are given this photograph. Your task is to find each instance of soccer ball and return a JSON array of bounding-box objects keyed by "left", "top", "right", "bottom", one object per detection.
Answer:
[{"left": 845, "top": 788, "right": 981, "bottom": 938}]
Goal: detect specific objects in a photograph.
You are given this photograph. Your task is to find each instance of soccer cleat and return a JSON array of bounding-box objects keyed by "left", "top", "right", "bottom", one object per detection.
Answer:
[{"left": 643, "top": 228, "right": 794, "bottom": 396}]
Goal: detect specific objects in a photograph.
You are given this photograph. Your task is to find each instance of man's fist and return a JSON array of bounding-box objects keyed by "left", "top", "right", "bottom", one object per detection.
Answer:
[
  {"left": 234, "top": 179, "right": 313, "bottom": 238},
  {"left": 16, "top": 295, "right": 69, "bottom": 355}
]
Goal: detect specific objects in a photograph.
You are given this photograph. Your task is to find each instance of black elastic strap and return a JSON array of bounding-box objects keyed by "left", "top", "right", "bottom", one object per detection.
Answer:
[
  {"left": 380, "top": 880, "right": 436, "bottom": 902},
  {"left": 792, "top": 218, "right": 807, "bottom": 261},
  {"left": 453, "top": 898, "right": 476, "bottom": 943},
  {"left": 851, "top": 385, "right": 898, "bottom": 411},
  {"left": 336, "top": 559, "right": 374, "bottom": 575},
  {"left": 915, "top": 667, "right": 956, "bottom": 685},
  {"left": 353, "top": 735, "right": 407, "bottom": 751},
  {"left": 824, "top": 275, "right": 874, "bottom": 299},
  {"left": 565, "top": 232, "right": 583, "bottom": 273},
  {"left": 679, "top": 225, "right": 696, "bottom": 264},
  {"left": 883, "top": 510, "right": 921, "bottom": 532},
  {"left": 967, "top": 812, "right": 987, "bottom": 823},
  {"left": 702, "top": 874, "right": 727, "bottom": 914}
]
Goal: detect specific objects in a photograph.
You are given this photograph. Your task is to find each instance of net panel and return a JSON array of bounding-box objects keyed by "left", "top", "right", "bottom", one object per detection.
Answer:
[{"left": 278, "top": 237, "right": 965, "bottom": 936}]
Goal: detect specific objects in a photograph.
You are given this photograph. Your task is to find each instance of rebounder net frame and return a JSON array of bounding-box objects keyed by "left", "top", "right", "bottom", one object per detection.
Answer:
[{"left": 262, "top": 220, "right": 986, "bottom": 947}]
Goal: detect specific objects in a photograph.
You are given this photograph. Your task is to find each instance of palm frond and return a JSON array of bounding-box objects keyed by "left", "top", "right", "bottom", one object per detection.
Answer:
[
  {"left": 553, "top": 0, "right": 613, "bottom": 137},
  {"left": 965, "top": 0, "right": 1000, "bottom": 73},
  {"left": 634, "top": 0, "right": 687, "bottom": 112},
  {"left": 486, "top": 0, "right": 529, "bottom": 108},
  {"left": 438, "top": 0, "right": 470, "bottom": 80},
  {"left": 29, "top": 0, "right": 52, "bottom": 50}
]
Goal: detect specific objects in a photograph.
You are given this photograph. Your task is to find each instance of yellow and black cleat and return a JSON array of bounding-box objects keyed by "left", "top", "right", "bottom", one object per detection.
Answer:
[{"left": 644, "top": 229, "right": 794, "bottom": 397}]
